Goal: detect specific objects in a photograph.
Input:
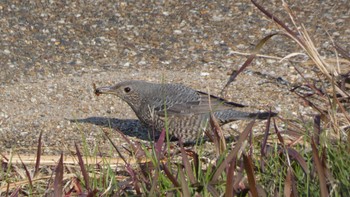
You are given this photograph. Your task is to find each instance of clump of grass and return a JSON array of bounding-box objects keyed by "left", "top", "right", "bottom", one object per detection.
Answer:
[{"left": 228, "top": 0, "right": 350, "bottom": 196}]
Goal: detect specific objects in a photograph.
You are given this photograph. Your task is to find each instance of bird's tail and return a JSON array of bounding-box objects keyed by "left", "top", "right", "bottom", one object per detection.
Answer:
[
  {"left": 249, "top": 111, "right": 277, "bottom": 120},
  {"left": 214, "top": 110, "right": 277, "bottom": 124}
]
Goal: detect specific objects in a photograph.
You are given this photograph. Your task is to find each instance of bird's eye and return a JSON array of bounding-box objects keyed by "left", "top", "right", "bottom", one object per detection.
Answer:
[{"left": 124, "top": 87, "right": 131, "bottom": 93}]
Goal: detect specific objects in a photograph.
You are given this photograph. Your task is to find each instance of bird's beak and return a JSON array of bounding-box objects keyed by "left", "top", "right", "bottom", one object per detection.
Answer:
[{"left": 94, "top": 85, "right": 116, "bottom": 96}]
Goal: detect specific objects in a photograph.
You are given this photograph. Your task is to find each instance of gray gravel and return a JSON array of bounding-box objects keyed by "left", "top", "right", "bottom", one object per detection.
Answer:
[{"left": 1, "top": 0, "right": 349, "bottom": 155}]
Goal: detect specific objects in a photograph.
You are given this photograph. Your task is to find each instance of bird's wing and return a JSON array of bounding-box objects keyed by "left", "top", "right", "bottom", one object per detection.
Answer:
[{"left": 156, "top": 91, "right": 245, "bottom": 117}]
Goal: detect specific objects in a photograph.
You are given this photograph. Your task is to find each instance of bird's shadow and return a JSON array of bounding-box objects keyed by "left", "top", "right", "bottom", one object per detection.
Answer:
[
  {"left": 69, "top": 117, "right": 159, "bottom": 141},
  {"left": 69, "top": 117, "right": 238, "bottom": 145}
]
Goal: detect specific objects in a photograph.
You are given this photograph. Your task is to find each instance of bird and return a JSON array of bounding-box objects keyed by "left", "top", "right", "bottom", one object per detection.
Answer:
[{"left": 94, "top": 80, "right": 276, "bottom": 142}]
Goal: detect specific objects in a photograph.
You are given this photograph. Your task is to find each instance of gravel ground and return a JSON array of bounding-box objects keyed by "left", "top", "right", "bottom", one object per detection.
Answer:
[{"left": 1, "top": 1, "right": 349, "bottom": 155}]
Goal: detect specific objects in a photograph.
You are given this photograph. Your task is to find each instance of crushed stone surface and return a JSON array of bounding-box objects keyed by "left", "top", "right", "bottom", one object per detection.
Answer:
[{"left": 1, "top": 0, "right": 349, "bottom": 155}]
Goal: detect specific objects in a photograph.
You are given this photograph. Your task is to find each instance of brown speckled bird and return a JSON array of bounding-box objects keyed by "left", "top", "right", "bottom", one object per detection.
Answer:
[{"left": 95, "top": 80, "right": 276, "bottom": 142}]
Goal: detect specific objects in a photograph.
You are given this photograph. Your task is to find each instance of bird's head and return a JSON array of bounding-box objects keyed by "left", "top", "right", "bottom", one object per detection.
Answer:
[{"left": 95, "top": 80, "right": 148, "bottom": 110}]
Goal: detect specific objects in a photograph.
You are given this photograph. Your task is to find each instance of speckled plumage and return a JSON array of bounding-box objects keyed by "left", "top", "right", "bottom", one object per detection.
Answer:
[{"left": 95, "top": 80, "right": 276, "bottom": 142}]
